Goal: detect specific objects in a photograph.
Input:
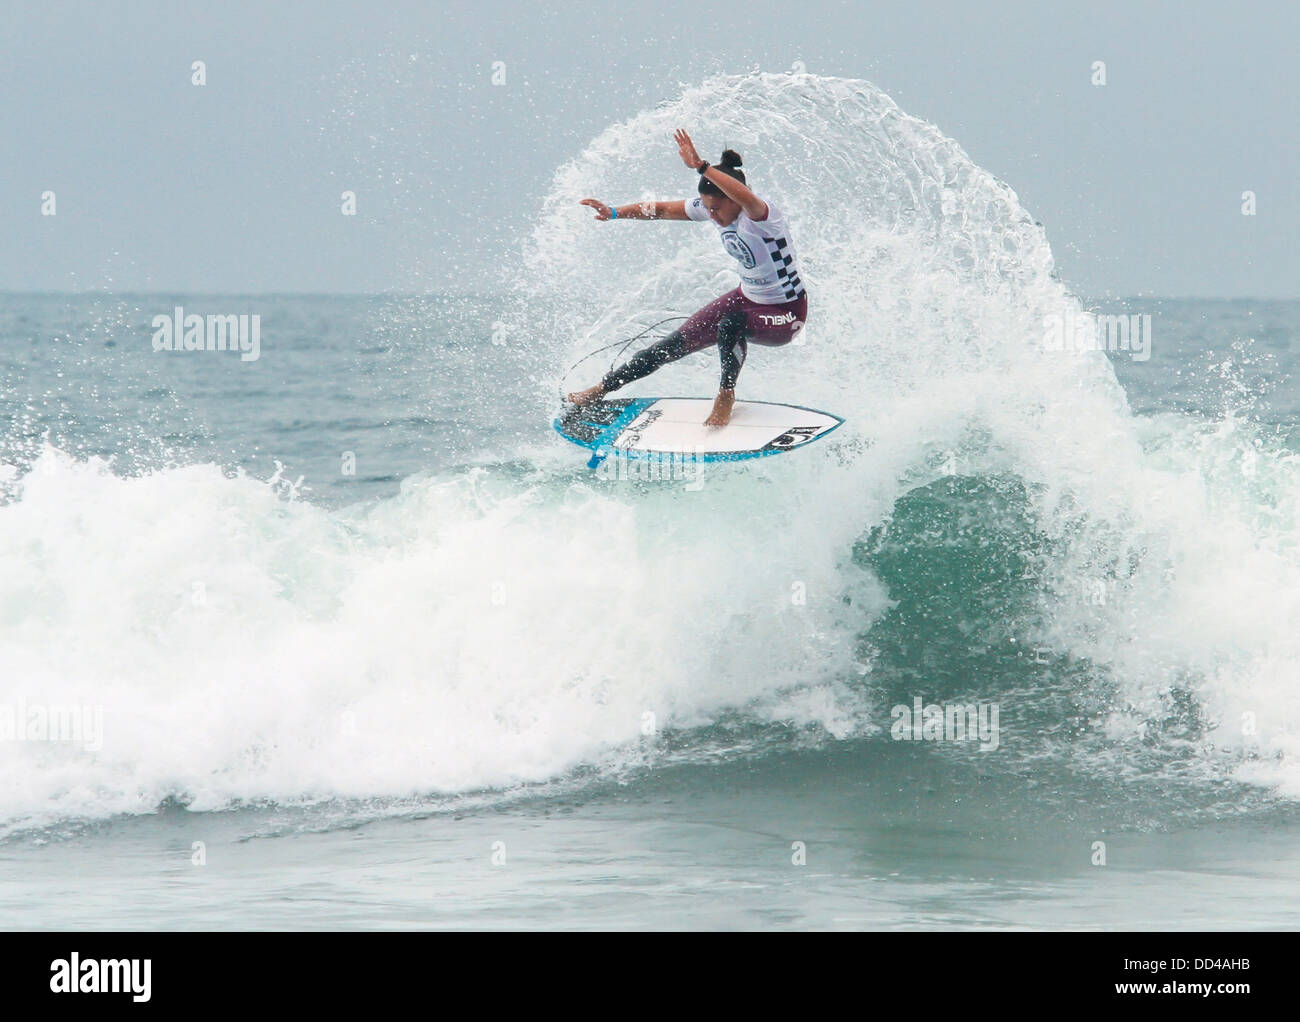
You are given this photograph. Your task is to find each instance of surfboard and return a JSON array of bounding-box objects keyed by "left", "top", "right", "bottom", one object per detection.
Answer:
[{"left": 554, "top": 397, "right": 844, "bottom": 468}]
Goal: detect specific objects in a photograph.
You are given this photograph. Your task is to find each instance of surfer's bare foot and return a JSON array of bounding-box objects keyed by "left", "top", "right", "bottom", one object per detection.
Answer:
[
  {"left": 704, "top": 389, "right": 735, "bottom": 426},
  {"left": 566, "top": 383, "right": 606, "bottom": 406}
]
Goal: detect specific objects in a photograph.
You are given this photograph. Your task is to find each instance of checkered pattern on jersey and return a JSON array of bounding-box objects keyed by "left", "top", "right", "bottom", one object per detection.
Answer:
[{"left": 762, "top": 235, "right": 805, "bottom": 300}]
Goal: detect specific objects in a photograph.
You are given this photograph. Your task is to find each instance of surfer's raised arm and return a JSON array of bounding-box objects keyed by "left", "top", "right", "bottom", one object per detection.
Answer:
[
  {"left": 674, "top": 129, "right": 768, "bottom": 221},
  {"left": 576, "top": 130, "right": 767, "bottom": 223}
]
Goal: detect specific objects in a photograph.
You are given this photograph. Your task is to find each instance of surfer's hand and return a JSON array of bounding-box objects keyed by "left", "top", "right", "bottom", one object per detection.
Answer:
[
  {"left": 674, "top": 129, "right": 702, "bottom": 170},
  {"left": 580, "top": 198, "right": 614, "bottom": 221}
]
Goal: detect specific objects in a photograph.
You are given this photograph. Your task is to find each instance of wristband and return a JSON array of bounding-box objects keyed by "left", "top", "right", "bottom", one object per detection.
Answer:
[
  {"left": 696, "top": 161, "right": 710, "bottom": 175},
  {"left": 609, "top": 205, "right": 618, "bottom": 219}
]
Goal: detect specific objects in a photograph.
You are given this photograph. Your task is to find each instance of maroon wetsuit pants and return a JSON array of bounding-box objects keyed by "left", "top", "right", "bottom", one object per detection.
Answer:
[{"left": 602, "top": 287, "right": 808, "bottom": 392}]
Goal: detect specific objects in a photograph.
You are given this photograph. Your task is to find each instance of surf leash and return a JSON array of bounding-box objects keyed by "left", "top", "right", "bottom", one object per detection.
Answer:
[{"left": 557, "top": 315, "right": 688, "bottom": 401}]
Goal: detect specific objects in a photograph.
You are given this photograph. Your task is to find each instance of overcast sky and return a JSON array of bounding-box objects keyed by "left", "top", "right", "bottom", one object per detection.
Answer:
[{"left": 3, "top": 0, "right": 1295, "bottom": 297}]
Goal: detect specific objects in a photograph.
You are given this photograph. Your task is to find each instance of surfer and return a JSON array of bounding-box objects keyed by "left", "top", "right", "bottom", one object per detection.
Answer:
[{"left": 566, "top": 129, "right": 807, "bottom": 427}]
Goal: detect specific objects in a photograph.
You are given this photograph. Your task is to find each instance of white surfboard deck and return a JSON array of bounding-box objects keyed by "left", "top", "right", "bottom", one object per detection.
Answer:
[{"left": 554, "top": 397, "right": 844, "bottom": 466}]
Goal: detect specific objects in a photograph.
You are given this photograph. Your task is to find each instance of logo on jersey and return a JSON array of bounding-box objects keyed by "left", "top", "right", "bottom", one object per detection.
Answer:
[{"left": 720, "top": 230, "right": 757, "bottom": 269}]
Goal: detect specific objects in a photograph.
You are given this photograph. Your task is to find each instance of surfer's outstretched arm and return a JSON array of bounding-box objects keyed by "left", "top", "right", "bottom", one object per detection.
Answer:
[{"left": 579, "top": 199, "right": 689, "bottom": 221}]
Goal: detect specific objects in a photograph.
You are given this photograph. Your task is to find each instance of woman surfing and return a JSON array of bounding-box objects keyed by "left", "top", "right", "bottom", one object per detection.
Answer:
[{"left": 566, "top": 129, "right": 807, "bottom": 427}]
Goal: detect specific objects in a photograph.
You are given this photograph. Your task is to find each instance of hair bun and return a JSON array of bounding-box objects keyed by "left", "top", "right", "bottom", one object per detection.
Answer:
[{"left": 719, "top": 149, "right": 743, "bottom": 169}]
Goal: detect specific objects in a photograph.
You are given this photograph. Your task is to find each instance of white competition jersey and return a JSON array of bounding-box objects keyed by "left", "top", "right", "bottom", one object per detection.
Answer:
[{"left": 684, "top": 195, "right": 805, "bottom": 304}]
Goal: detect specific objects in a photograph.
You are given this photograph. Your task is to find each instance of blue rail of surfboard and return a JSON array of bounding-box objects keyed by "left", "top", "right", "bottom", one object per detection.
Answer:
[{"left": 553, "top": 398, "right": 844, "bottom": 468}]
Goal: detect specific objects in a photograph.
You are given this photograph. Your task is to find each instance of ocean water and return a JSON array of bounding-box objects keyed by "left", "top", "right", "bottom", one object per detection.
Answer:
[{"left": 3, "top": 73, "right": 1299, "bottom": 930}]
